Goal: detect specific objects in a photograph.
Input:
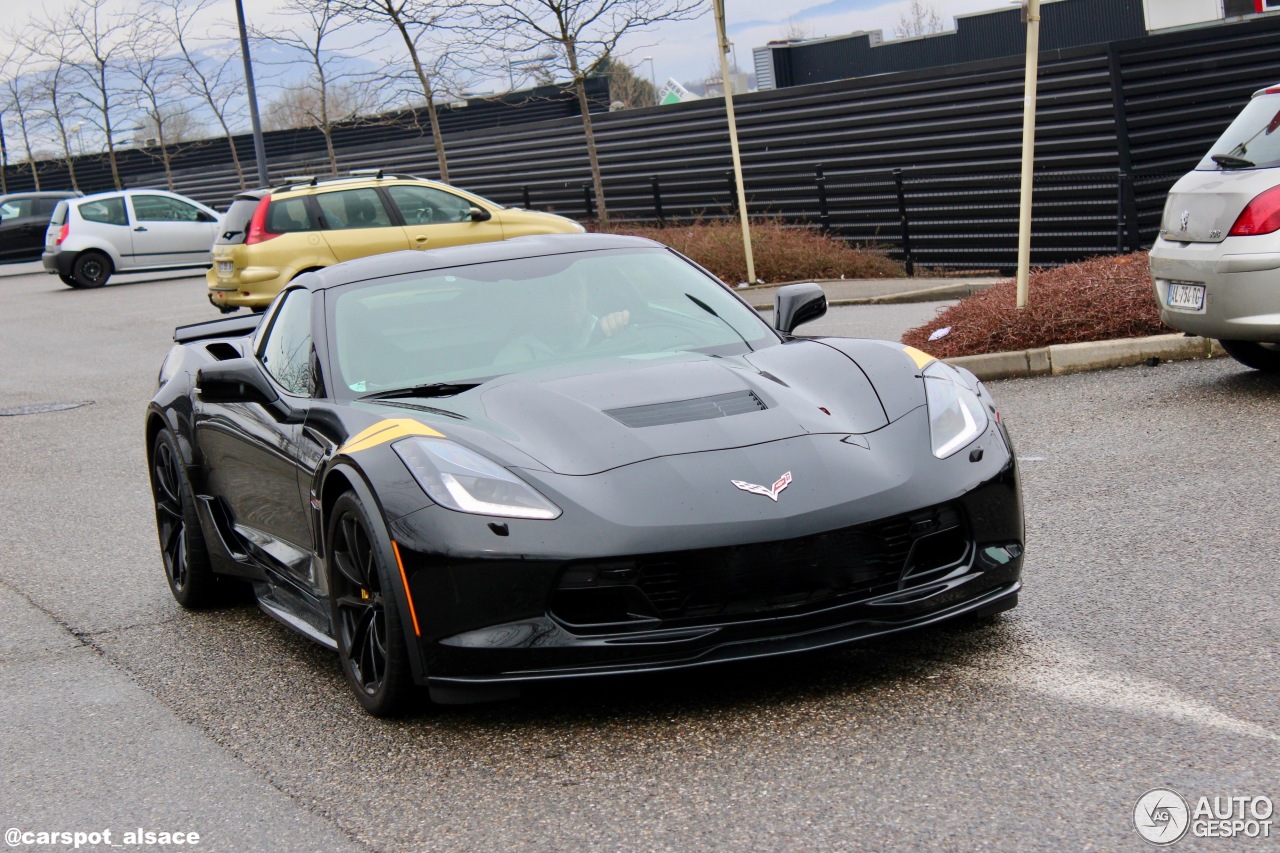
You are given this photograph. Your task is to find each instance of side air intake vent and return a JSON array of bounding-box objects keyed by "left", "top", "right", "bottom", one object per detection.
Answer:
[{"left": 604, "top": 390, "right": 767, "bottom": 428}]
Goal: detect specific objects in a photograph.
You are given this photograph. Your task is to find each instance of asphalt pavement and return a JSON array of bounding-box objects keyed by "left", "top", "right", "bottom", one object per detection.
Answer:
[{"left": 1, "top": 266, "right": 1277, "bottom": 852}]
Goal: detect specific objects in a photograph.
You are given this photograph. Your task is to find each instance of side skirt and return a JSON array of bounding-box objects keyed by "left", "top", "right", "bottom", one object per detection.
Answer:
[{"left": 254, "top": 578, "right": 337, "bottom": 651}]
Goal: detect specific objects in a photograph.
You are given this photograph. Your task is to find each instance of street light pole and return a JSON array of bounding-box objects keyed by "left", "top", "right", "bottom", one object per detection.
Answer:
[
  {"left": 714, "top": 0, "right": 756, "bottom": 284},
  {"left": 642, "top": 56, "right": 656, "bottom": 90},
  {"left": 235, "top": 0, "right": 270, "bottom": 188},
  {"left": 1015, "top": 0, "right": 1041, "bottom": 309}
]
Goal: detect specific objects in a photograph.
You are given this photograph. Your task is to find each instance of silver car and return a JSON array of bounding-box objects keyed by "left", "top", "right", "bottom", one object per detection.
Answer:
[
  {"left": 1149, "top": 83, "right": 1280, "bottom": 373},
  {"left": 42, "top": 189, "right": 221, "bottom": 288}
]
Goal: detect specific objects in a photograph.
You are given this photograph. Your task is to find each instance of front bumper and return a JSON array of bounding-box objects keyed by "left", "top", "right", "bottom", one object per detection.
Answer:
[
  {"left": 392, "top": 461, "right": 1024, "bottom": 686},
  {"left": 1150, "top": 236, "right": 1280, "bottom": 343}
]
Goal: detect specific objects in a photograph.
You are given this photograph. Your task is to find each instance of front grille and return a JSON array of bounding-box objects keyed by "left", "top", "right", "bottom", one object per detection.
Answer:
[{"left": 551, "top": 503, "right": 968, "bottom": 630}]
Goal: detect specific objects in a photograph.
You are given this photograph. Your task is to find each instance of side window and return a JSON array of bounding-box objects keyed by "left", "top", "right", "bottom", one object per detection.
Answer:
[
  {"left": 34, "top": 198, "right": 60, "bottom": 217},
  {"left": 78, "top": 197, "right": 128, "bottom": 226},
  {"left": 315, "top": 188, "right": 394, "bottom": 230},
  {"left": 386, "top": 185, "right": 474, "bottom": 225},
  {"left": 0, "top": 199, "right": 33, "bottom": 218},
  {"left": 265, "top": 197, "right": 314, "bottom": 233},
  {"left": 259, "top": 289, "right": 314, "bottom": 396},
  {"left": 132, "top": 194, "right": 204, "bottom": 222}
]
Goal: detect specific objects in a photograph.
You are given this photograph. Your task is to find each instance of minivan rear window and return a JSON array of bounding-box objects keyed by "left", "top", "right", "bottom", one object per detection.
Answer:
[
  {"left": 216, "top": 197, "right": 262, "bottom": 245},
  {"left": 1198, "top": 93, "right": 1280, "bottom": 171}
]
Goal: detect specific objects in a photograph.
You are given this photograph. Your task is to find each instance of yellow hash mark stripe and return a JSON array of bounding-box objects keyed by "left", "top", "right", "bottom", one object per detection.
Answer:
[
  {"left": 338, "top": 418, "right": 444, "bottom": 455},
  {"left": 902, "top": 346, "right": 936, "bottom": 369}
]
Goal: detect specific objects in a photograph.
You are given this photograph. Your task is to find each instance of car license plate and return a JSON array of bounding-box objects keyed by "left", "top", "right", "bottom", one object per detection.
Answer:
[
  {"left": 217, "top": 261, "right": 233, "bottom": 275},
  {"left": 1167, "top": 282, "right": 1205, "bottom": 310}
]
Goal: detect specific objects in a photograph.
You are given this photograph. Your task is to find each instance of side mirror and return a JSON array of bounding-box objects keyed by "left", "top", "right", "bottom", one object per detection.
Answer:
[
  {"left": 774, "top": 282, "right": 827, "bottom": 335},
  {"left": 197, "top": 357, "right": 308, "bottom": 422},
  {"left": 197, "top": 357, "right": 279, "bottom": 407},
  {"left": 469, "top": 206, "right": 492, "bottom": 222}
]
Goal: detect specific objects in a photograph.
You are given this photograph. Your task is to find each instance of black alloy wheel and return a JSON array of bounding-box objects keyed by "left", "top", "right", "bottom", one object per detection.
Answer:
[
  {"left": 327, "top": 492, "right": 414, "bottom": 716},
  {"left": 69, "top": 250, "right": 112, "bottom": 288},
  {"left": 150, "top": 428, "right": 218, "bottom": 607},
  {"left": 1219, "top": 340, "right": 1280, "bottom": 373}
]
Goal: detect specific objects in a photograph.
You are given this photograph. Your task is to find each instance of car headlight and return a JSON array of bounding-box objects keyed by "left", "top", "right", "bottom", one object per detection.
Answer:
[
  {"left": 393, "top": 438, "right": 562, "bottom": 520},
  {"left": 922, "top": 361, "right": 989, "bottom": 458}
]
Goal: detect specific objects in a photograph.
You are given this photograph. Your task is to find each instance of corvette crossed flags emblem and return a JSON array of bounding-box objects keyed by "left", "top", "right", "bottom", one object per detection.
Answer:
[{"left": 731, "top": 471, "right": 793, "bottom": 501}]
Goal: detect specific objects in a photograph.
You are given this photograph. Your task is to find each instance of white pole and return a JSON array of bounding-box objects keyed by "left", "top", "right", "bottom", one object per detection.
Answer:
[
  {"left": 714, "top": 0, "right": 756, "bottom": 284},
  {"left": 1015, "top": 0, "right": 1041, "bottom": 309}
]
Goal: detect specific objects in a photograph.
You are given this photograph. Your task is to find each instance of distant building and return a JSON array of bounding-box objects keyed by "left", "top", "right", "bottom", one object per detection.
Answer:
[{"left": 754, "top": 0, "right": 1279, "bottom": 91}]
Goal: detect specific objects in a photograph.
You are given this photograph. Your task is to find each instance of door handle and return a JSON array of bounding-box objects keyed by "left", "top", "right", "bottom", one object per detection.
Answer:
[
  {"left": 413, "top": 235, "right": 429, "bottom": 244},
  {"left": 134, "top": 226, "right": 148, "bottom": 232}
]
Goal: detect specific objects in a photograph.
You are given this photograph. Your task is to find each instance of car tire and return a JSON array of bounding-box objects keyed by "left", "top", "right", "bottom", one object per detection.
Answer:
[
  {"left": 70, "top": 250, "right": 113, "bottom": 288},
  {"left": 150, "top": 427, "right": 220, "bottom": 608},
  {"left": 327, "top": 491, "right": 417, "bottom": 717},
  {"left": 1218, "top": 340, "right": 1280, "bottom": 373}
]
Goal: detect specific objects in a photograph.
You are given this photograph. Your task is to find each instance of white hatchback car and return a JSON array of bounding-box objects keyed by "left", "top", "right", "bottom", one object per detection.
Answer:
[
  {"left": 1149, "top": 83, "right": 1280, "bottom": 373},
  {"left": 42, "top": 189, "right": 221, "bottom": 288}
]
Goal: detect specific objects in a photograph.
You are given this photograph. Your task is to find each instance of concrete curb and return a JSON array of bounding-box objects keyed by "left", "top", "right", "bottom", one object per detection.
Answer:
[
  {"left": 947, "top": 334, "right": 1227, "bottom": 381},
  {"left": 749, "top": 281, "right": 997, "bottom": 310}
]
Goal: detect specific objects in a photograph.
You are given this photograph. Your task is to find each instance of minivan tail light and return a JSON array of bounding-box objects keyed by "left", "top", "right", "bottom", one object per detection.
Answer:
[
  {"left": 56, "top": 223, "right": 69, "bottom": 246},
  {"left": 244, "top": 196, "right": 280, "bottom": 245},
  {"left": 1228, "top": 186, "right": 1280, "bottom": 236}
]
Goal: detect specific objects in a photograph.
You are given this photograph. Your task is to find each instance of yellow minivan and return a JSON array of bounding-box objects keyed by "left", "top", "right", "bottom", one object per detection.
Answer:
[{"left": 207, "top": 171, "right": 584, "bottom": 311}]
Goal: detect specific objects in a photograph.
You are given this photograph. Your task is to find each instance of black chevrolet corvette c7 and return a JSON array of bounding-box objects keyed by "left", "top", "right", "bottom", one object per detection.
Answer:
[{"left": 146, "top": 233, "right": 1024, "bottom": 716}]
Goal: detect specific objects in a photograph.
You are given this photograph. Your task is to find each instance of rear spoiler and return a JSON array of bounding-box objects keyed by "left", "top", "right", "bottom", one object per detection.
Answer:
[{"left": 174, "top": 313, "right": 262, "bottom": 344}]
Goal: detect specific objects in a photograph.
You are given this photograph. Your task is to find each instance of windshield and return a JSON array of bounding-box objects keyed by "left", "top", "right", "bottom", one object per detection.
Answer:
[
  {"left": 1198, "top": 92, "right": 1280, "bottom": 170},
  {"left": 327, "top": 247, "right": 778, "bottom": 396},
  {"left": 216, "top": 197, "right": 262, "bottom": 245}
]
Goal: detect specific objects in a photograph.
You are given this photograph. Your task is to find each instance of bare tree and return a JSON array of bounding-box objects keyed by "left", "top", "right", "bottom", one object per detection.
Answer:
[
  {"left": 255, "top": 0, "right": 381, "bottom": 175},
  {"left": 64, "top": 0, "right": 133, "bottom": 190},
  {"left": 125, "top": 20, "right": 202, "bottom": 190},
  {"left": 331, "top": 0, "right": 476, "bottom": 184},
  {"left": 782, "top": 17, "right": 813, "bottom": 41},
  {"left": 601, "top": 57, "right": 655, "bottom": 109},
  {"left": 20, "top": 20, "right": 84, "bottom": 192},
  {"left": 149, "top": 0, "right": 251, "bottom": 189},
  {"left": 895, "top": 0, "right": 944, "bottom": 38},
  {"left": 478, "top": 0, "right": 708, "bottom": 230}
]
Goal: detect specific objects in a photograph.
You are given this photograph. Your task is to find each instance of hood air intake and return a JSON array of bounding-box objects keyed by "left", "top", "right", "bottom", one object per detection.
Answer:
[{"left": 604, "top": 390, "right": 767, "bottom": 428}]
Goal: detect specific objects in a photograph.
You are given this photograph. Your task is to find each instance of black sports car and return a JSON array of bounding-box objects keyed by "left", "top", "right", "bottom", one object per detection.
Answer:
[{"left": 146, "top": 233, "right": 1023, "bottom": 716}]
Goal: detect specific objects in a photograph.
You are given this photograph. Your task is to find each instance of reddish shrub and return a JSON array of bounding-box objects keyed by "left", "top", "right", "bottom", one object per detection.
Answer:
[
  {"left": 605, "top": 219, "right": 904, "bottom": 284},
  {"left": 900, "top": 252, "right": 1172, "bottom": 358}
]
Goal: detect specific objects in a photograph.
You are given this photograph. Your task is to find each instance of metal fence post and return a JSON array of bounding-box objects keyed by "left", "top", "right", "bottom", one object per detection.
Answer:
[
  {"left": 582, "top": 183, "right": 594, "bottom": 219},
  {"left": 893, "top": 168, "right": 915, "bottom": 277},
  {"left": 1120, "top": 171, "right": 1137, "bottom": 253},
  {"left": 1115, "top": 172, "right": 1125, "bottom": 254},
  {"left": 651, "top": 175, "right": 664, "bottom": 223},
  {"left": 815, "top": 164, "right": 830, "bottom": 233},
  {"left": 726, "top": 171, "right": 738, "bottom": 215},
  {"left": 522, "top": 185, "right": 532, "bottom": 210}
]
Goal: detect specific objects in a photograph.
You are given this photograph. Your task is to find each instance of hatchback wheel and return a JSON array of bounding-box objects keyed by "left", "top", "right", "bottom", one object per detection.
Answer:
[
  {"left": 1218, "top": 340, "right": 1280, "bottom": 373},
  {"left": 70, "top": 250, "right": 113, "bottom": 288}
]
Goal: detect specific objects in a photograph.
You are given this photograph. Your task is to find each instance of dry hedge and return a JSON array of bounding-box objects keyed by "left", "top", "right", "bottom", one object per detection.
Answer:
[
  {"left": 608, "top": 219, "right": 904, "bottom": 284},
  {"left": 900, "top": 252, "right": 1171, "bottom": 358}
]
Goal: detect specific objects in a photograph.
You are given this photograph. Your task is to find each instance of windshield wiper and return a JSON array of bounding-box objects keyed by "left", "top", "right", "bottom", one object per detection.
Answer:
[
  {"left": 1212, "top": 153, "right": 1255, "bottom": 169},
  {"left": 359, "top": 382, "right": 481, "bottom": 401},
  {"left": 686, "top": 293, "right": 754, "bottom": 352}
]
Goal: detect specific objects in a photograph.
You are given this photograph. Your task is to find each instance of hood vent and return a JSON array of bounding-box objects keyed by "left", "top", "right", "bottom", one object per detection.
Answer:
[{"left": 605, "top": 390, "right": 767, "bottom": 428}]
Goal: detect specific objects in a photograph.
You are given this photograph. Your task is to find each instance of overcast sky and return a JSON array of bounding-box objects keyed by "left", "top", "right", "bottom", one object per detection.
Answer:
[{"left": 2, "top": 0, "right": 1010, "bottom": 87}]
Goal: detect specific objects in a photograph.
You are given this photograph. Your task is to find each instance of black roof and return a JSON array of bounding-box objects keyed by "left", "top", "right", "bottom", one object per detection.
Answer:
[{"left": 298, "top": 233, "right": 666, "bottom": 291}]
